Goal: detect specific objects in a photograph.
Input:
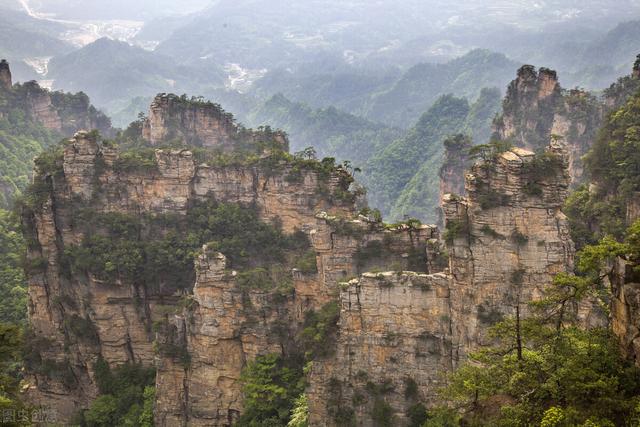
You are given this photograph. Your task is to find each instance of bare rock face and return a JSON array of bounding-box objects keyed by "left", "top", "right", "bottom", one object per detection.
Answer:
[
  {"left": 307, "top": 142, "right": 575, "bottom": 426},
  {"left": 439, "top": 135, "right": 472, "bottom": 217},
  {"left": 155, "top": 250, "right": 287, "bottom": 427},
  {"left": 307, "top": 272, "right": 452, "bottom": 426},
  {"left": 444, "top": 142, "right": 576, "bottom": 351},
  {"left": 609, "top": 258, "right": 640, "bottom": 366},
  {"left": 494, "top": 66, "right": 562, "bottom": 150},
  {"left": 24, "top": 120, "right": 444, "bottom": 424},
  {"left": 25, "top": 92, "right": 577, "bottom": 426},
  {"left": 22, "top": 81, "right": 63, "bottom": 132},
  {"left": 22, "top": 129, "right": 352, "bottom": 419},
  {"left": 142, "top": 94, "right": 288, "bottom": 151},
  {"left": 153, "top": 217, "right": 442, "bottom": 426},
  {"left": 494, "top": 65, "right": 603, "bottom": 185},
  {"left": 0, "top": 59, "right": 11, "bottom": 90},
  {"left": 0, "top": 75, "right": 112, "bottom": 136}
]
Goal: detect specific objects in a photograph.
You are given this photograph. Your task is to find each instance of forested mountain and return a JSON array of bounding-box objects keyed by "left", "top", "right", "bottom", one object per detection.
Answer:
[
  {"left": 363, "top": 88, "right": 502, "bottom": 222},
  {"left": 8, "top": 59, "right": 640, "bottom": 426},
  {"left": 252, "top": 49, "right": 517, "bottom": 129},
  {"left": 46, "top": 38, "right": 227, "bottom": 114},
  {"left": 247, "top": 94, "right": 403, "bottom": 165},
  {"left": 363, "top": 50, "right": 517, "bottom": 128}
]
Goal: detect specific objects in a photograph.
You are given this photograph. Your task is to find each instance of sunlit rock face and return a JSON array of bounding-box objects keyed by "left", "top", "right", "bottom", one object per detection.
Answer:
[{"left": 24, "top": 98, "right": 447, "bottom": 425}]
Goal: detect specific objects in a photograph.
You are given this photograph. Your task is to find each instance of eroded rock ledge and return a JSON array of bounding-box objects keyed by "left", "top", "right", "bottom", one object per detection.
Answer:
[
  {"left": 306, "top": 141, "right": 575, "bottom": 426},
  {"left": 23, "top": 85, "right": 579, "bottom": 426}
]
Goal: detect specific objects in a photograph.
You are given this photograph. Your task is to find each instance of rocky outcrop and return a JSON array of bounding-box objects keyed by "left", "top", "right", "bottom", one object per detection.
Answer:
[
  {"left": 493, "top": 65, "right": 603, "bottom": 184},
  {"left": 24, "top": 114, "right": 445, "bottom": 424},
  {"left": 307, "top": 141, "right": 575, "bottom": 426},
  {"left": 610, "top": 258, "right": 640, "bottom": 366},
  {"left": 142, "top": 94, "right": 288, "bottom": 151},
  {"left": 153, "top": 214, "right": 442, "bottom": 426},
  {"left": 444, "top": 142, "right": 576, "bottom": 350},
  {"left": 155, "top": 249, "right": 287, "bottom": 427},
  {"left": 439, "top": 134, "right": 472, "bottom": 211},
  {"left": 308, "top": 272, "right": 452, "bottom": 426},
  {"left": 0, "top": 61, "right": 111, "bottom": 136},
  {"left": 21, "top": 128, "right": 350, "bottom": 418},
  {"left": 494, "top": 66, "right": 562, "bottom": 150},
  {"left": 0, "top": 59, "right": 11, "bottom": 90},
  {"left": 24, "top": 87, "right": 577, "bottom": 426},
  {"left": 22, "top": 81, "right": 64, "bottom": 133}
]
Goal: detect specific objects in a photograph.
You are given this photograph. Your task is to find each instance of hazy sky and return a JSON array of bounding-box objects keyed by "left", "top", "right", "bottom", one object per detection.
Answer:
[
  {"left": 6, "top": 0, "right": 640, "bottom": 25},
  {"left": 3, "top": 0, "right": 213, "bottom": 20}
]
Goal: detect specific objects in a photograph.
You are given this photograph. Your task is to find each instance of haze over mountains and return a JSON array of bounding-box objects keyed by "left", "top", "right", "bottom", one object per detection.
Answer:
[
  {"left": 0, "top": 1, "right": 636, "bottom": 117},
  {"left": 0, "top": 0, "right": 639, "bottom": 221}
]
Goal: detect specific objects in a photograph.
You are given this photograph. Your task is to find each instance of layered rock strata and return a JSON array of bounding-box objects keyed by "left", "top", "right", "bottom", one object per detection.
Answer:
[
  {"left": 438, "top": 135, "right": 472, "bottom": 217},
  {"left": 307, "top": 141, "right": 575, "bottom": 426},
  {"left": 610, "top": 258, "right": 640, "bottom": 366},
  {"left": 154, "top": 215, "right": 442, "bottom": 426},
  {"left": 0, "top": 60, "right": 111, "bottom": 136},
  {"left": 24, "top": 89, "right": 578, "bottom": 426},
  {"left": 142, "top": 93, "right": 288, "bottom": 150},
  {"left": 25, "top": 121, "right": 442, "bottom": 424},
  {"left": 493, "top": 65, "right": 602, "bottom": 184}
]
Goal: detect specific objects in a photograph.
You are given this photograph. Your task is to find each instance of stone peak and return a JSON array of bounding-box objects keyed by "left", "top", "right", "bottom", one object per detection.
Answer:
[
  {"left": 0, "top": 58, "right": 11, "bottom": 90},
  {"left": 142, "top": 93, "right": 289, "bottom": 152},
  {"left": 517, "top": 65, "right": 558, "bottom": 83}
]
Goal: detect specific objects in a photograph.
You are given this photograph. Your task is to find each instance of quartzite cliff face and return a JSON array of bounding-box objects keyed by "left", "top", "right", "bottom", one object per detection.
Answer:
[
  {"left": 22, "top": 93, "right": 578, "bottom": 426},
  {"left": 23, "top": 95, "right": 445, "bottom": 425},
  {"left": 0, "top": 59, "right": 11, "bottom": 91},
  {"left": 142, "top": 94, "right": 288, "bottom": 150},
  {"left": 493, "top": 63, "right": 640, "bottom": 186},
  {"left": 307, "top": 141, "right": 575, "bottom": 426}
]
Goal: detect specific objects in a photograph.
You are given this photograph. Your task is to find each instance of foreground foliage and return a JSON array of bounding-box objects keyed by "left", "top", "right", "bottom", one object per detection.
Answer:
[
  {"left": 440, "top": 222, "right": 640, "bottom": 426},
  {"left": 74, "top": 359, "right": 155, "bottom": 427}
]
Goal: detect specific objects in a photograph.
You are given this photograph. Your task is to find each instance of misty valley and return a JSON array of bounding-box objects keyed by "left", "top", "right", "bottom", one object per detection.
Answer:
[{"left": 1, "top": 1, "right": 640, "bottom": 426}]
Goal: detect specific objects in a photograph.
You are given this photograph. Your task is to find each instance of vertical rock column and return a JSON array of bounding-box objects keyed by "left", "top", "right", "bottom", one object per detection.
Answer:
[
  {"left": 0, "top": 59, "right": 11, "bottom": 90},
  {"left": 444, "top": 142, "right": 575, "bottom": 354}
]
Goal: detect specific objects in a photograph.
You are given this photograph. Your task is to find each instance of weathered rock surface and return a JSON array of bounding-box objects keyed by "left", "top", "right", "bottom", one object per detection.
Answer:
[
  {"left": 25, "top": 114, "right": 444, "bottom": 424},
  {"left": 493, "top": 65, "right": 603, "bottom": 184},
  {"left": 308, "top": 142, "right": 575, "bottom": 426},
  {"left": 308, "top": 272, "right": 452, "bottom": 426},
  {"left": 0, "top": 61, "right": 111, "bottom": 136},
  {"left": 444, "top": 142, "right": 575, "bottom": 351},
  {"left": 439, "top": 135, "right": 472, "bottom": 222},
  {"left": 142, "top": 93, "right": 288, "bottom": 151},
  {"left": 155, "top": 250, "right": 287, "bottom": 427},
  {"left": 609, "top": 258, "right": 640, "bottom": 366},
  {"left": 24, "top": 83, "right": 585, "bottom": 426},
  {"left": 153, "top": 215, "right": 442, "bottom": 426}
]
